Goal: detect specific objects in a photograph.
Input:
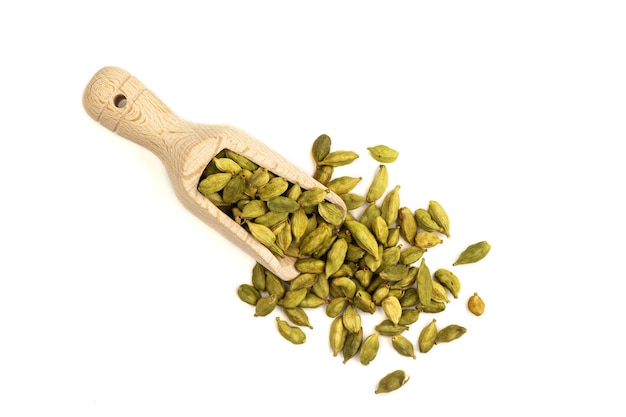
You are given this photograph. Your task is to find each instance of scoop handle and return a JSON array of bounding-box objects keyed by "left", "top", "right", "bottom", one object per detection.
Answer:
[{"left": 83, "top": 66, "right": 195, "bottom": 161}]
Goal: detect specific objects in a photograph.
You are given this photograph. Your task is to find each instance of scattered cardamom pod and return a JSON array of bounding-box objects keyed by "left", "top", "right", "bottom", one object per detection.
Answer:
[
  {"left": 468, "top": 292, "right": 485, "bottom": 316},
  {"left": 375, "top": 370, "right": 409, "bottom": 394}
]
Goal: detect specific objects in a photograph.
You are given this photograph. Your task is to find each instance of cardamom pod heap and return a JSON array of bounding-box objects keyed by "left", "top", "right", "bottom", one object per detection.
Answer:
[{"left": 220, "top": 135, "right": 491, "bottom": 394}]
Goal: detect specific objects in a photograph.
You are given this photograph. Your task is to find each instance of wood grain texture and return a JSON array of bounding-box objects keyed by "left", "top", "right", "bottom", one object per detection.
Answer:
[{"left": 83, "top": 66, "right": 346, "bottom": 281}]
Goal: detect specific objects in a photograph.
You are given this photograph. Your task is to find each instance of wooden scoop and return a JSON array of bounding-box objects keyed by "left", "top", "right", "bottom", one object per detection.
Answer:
[{"left": 82, "top": 66, "right": 346, "bottom": 281}]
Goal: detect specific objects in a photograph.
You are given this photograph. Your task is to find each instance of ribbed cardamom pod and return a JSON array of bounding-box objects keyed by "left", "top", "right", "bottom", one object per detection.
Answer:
[
  {"left": 415, "top": 231, "right": 444, "bottom": 249},
  {"left": 399, "top": 246, "right": 425, "bottom": 265},
  {"left": 318, "top": 150, "right": 359, "bottom": 167},
  {"left": 453, "top": 241, "right": 491, "bottom": 266},
  {"left": 254, "top": 294, "right": 278, "bottom": 317},
  {"left": 265, "top": 271, "right": 286, "bottom": 299},
  {"left": 297, "top": 187, "right": 328, "bottom": 208},
  {"left": 246, "top": 221, "right": 276, "bottom": 247},
  {"left": 366, "top": 165, "right": 389, "bottom": 203},
  {"left": 427, "top": 200, "right": 450, "bottom": 237},
  {"left": 370, "top": 216, "right": 389, "bottom": 245},
  {"left": 353, "top": 289, "right": 376, "bottom": 314},
  {"left": 237, "top": 284, "right": 261, "bottom": 305},
  {"left": 327, "top": 176, "right": 362, "bottom": 195},
  {"left": 367, "top": 144, "right": 399, "bottom": 163},
  {"left": 311, "top": 274, "right": 329, "bottom": 299},
  {"left": 257, "top": 177, "right": 289, "bottom": 200},
  {"left": 379, "top": 264, "right": 409, "bottom": 282},
  {"left": 358, "top": 203, "right": 381, "bottom": 229},
  {"left": 224, "top": 150, "right": 258, "bottom": 171},
  {"left": 290, "top": 208, "right": 308, "bottom": 243},
  {"left": 283, "top": 307, "right": 313, "bottom": 329},
  {"left": 414, "top": 208, "right": 443, "bottom": 233},
  {"left": 249, "top": 167, "right": 270, "bottom": 189},
  {"left": 325, "top": 238, "right": 348, "bottom": 278},
  {"left": 298, "top": 293, "right": 326, "bottom": 308},
  {"left": 375, "top": 320, "right": 409, "bottom": 336},
  {"left": 468, "top": 292, "right": 485, "bottom": 316},
  {"left": 254, "top": 211, "right": 289, "bottom": 228},
  {"left": 326, "top": 296, "right": 348, "bottom": 318},
  {"left": 339, "top": 193, "right": 366, "bottom": 210},
  {"left": 418, "top": 318, "right": 438, "bottom": 353},
  {"left": 213, "top": 157, "right": 242, "bottom": 175},
  {"left": 311, "top": 133, "right": 332, "bottom": 163},
  {"left": 295, "top": 258, "right": 325, "bottom": 274},
  {"left": 313, "top": 165, "right": 334, "bottom": 185},
  {"left": 386, "top": 226, "right": 401, "bottom": 248},
  {"left": 222, "top": 174, "right": 246, "bottom": 204},
  {"left": 342, "top": 327, "right": 363, "bottom": 364},
  {"left": 399, "top": 287, "right": 419, "bottom": 307},
  {"left": 434, "top": 268, "right": 461, "bottom": 298},
  {"left": 280, "top": 288, "right": 308, "bottom": 308},
  {"left": 267, "top": 196, "right": 300, "bottom": 213},
  {"left": 391, "top": 335, "right": 416, "bottom": 359},
  {"left": 375, "top": 370, "right": 409, "bottom": 394},
  {"left": 329, "top": 315, "right": 348, "bottom": 357},
  {"left": 239, "top": 199, "right": 269, "bottom": 219},
  {"left": 299, "top": 223, "right": 332, "bottom": 256},
  {"left": 359, "top": 332, "right": 380, "bottom": 365},
  {"left": 289, "top": 273, "right": 318, "bottom": 291},
  {"left": 372, "top": 284, "right": 390, "bottom": 305},
  {"left": 342, "top": 305, "right": 362, "bottom": 334},
  {"left": 416, "top": 258, "right": 433, "bottom": 305},
  {"left": 317, "top": 201, "right": 345, "bottom": 226},
  {"left": 381, "top": 185, "right": 401, "bottom": 227},
  {"left": 331, "top": 277, "right": 357, "bottom": 299},
  {"left": 251, "top": 262, "right": 266, "bottom": 292},
  {"left": 398, "top": 308, "right": 420, "bottom": 326},
  {"left": 198, "top": 172, "right": 233, "bottom": 196},
  {"left": 398, "top": 207, "right": 418, "bottom": 243},
  {"left": 381, "top": 295, "right": 402, "bottom": 326},
  {"left": 431, "top": 280, "right": 451, "bottom": 303},
  {"left": 345, "top": 220, "right": 380, "bottom": 260},
  {"left": 276, "top": 317, "right": 306, "bottom": 344},
  {"left": 435, "top": 324, "right": 466, "bottom": 344},
  {"left": 354, "top": 268, "right": 373, "bottom": 287}
]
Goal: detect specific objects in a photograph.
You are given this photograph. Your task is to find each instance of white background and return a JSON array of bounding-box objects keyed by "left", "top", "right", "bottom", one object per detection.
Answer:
[{"left": 1, "top": 1, "right": 625, "bottom": 416}]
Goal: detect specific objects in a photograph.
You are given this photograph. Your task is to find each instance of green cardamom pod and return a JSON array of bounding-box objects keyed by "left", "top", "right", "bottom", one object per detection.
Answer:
[
  {"left": 386, "top": 226, "right": 401, "bottom": 248},
  {"left": 275, "top": 317, "right": 306, "bottom": 344},
  {"left": 468, "top": 292, "right": 485, "bottom": 316},
  {"left": 237, "top": 284, "right": 261, "bottom": 305},
  {"left": 267, "top": 196, "right": 301, "bottom": 213},
  {"left": 325, "top": 238, "right": 348, "bottom": 278},
  {"left": 398, "top": 308, "right": 420, "bottom": 326},
  {"left": 418, "top": 318, "right": 438, "bottom": 353},
  {"left": 298, "top": 293, "right": 326, "bottom": 308},
  {"left": 434, "top": 268, "right": 461, "bottom": 298},
  {"left": 375, "top": 370, "right": 409, "bottom": 394},
  {"left": 416, "top": 258, "right": 433, "bottom": 305},
  {"left": 379, "top": 264, "right": 409, "bottom": 282},
  {"left": 257, "top": 177, "right": 289, "bottom": 201},
  {"left": 251, "top": 262, "right": 266, "bottom": 292},
  {"left": 375, "top": 319, "right": 409, "bottom": 336},
  {"left": 297, "top": 187, "right": 328, "bottom": 208},
  {"left": 254, "top": 211, "right": 289, "bottom": 228},
  {"left": 427, "top": 200, "right": 450, "bottom": 237},
  {"left": 398, "top": 206, "right": 418, "bottom": 244},
  {"left": 415, "top": 231, "right": 444, "bottom": 249},
  {"left": 399, "top": 246, "right": 425, "bottom": 265},
  {"left": 342, "top": 327, "right": 363, "bottom": 364},
  {"left": 317, "top": 201, "right": 345, "bottom": 226},
  {"left": 295, "top": 258, "right": 325, "bottom": 274},
  {"left": 359, "top": 332, "right": 380, "bottom": 365},
  {"left": 290, "top": 208, "right": 308, "bottom": 243},
  {"left": 288, "top": 273, "right": 318, "bottom": 291},
  {"left": 265, "top": 270, "right": 286, "bottom": 299},
  {"left": 431, "top": 280, "right": 451, "bottom": 303},
  {"left": 318, "top": 150, "right": 359, "bottom": 167},
  {"left": 246, "top": 221, "right": 276, "bottom": 248},
  {"left": 339, "top": 193, "right": 366, "bottom": 210},
  {"left": 353, "top": 289, "right": 376, "bottom": 314},
  {"left": 326, "top": 296, "right": 348, "bottom": 318},
  {"left": 399, "top": 287, "right": 419, "bottom": 307},
  {"left": 280, "top": 288, "right": 308, "bottom": 309},
  {"left": 254, "top": 294, "right": 278, "bottom": 317},
  {"left": 331, "top": 277, "right": 357, "bottom": 299},
  {"left": 249, "top": 167, "right": 270, "bottom": 189},
  {"left": 391, "top": 335, "right": 416, "bottom": 359},
  {"left": 213, "top": 157, "right": 242, "bottom": 175},
  {"left": 370, "top": 215, "right": 389, "bottom": 245},
  {"left": 239, "top": 199, "right": 269, "bottom": 219},
  {"left": 381, "top": 185, "right": 401, "bottom": 227},
  {"left": 224, "top": 150, "right": 258, "bottom": 171},
  {"left": 313, "top": 165, "right": 334, "bottom": 185},
  {"left": 359, "top": 203, "right": 381, "bottom": 229},
  {"left": 366, "top": 165, "right": 389, "bottom": 203},
  {"left": 345, "top": 220, "right": 380, "bottom": 260},
  {"left": 311, "top": 133, "right": 332, "bottom": 163},
  {"left": 198, "top": 172, "right": 233, "bottom": 196},
  {"left": 327, "top": 176, "right": 362, "bottom": 195},
  {"left": 283, "top": 307, "right": 314, "bottom": 329},
  {"left": 453, "top": 241, "right": 491, "bottom": 266},
  {"left": 299, "top": 223, "right": 332, "bottom": 256},
  {"left": 367, "top": 144, "right": 399, "bottom": 163},
  {"left": 354, "top": 268, "right": 373, "bottom": 287},
  {"left": 222, "top": 174, "right": 246, "bottom": 204},
  {"left": 435, "top": 324, "right": 467, "bottom": 344},
  {"left": 342, "top": 304, "right": 362, "bottom": 334},
  {"left": 381, "top": 295, "right": 402, "bottom": 326},
  {"left": 329, "top": 315, "right": 348, "bottom": 357},
  {"left": 414, "top": 208, "right": 443, "bottom": 233}
]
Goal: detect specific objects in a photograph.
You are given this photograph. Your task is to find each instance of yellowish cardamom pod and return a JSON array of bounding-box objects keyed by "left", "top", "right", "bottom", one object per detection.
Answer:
[
  {"left": 329, "top": 315, "right": 348, "bottom": 357},
  {"left": 418, "top": 318, "right": 438, "bottom": 353},
  {"left": 276, "top": 317, "right": 306, "bottom": 344},
  {"left": 366, "top": 165, "right": 389, "bottom": 203},
  {"left": 359, "top": 332, "right": 380, "bottom": 365},
  {"left": 367, "top": 144, "right": 399, "bottom": 163},
  {"left": 391, "top": 335, "right": 416, "bottom": 359},
  {"left": 427, "top": 200, "right": 450, "bottom": 237},
  {"left": 318, "top": 150, "right": 359, "bottom": 167},
  {"left": 345, "top": 220, "right": 380, "bottom": 260},
  {"left": 435, "top": 324, "right": 467, "bottom": 344},
  {"left": 434, "top": 268, "right": 461, "bottom": 298},
  {"left": 468, "top": 292, "right": 485, "bottom": 316},
  {"left": 381, "top": 295, "right": 402, "bottom": 326},
  {"left": 415, "top": 231, "right": 444, "bottom": 249}
]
